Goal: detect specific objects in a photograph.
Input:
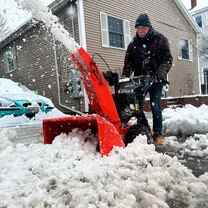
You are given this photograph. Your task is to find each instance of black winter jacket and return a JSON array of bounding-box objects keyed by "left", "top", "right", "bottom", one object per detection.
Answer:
[{"left": 122, "top": 27, "right": 173, "bottom": 83}]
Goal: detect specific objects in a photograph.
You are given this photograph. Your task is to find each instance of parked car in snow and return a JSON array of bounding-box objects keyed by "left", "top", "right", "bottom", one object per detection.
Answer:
[{"left": 0, "top": 78, "right": 54, "bottom": 118}]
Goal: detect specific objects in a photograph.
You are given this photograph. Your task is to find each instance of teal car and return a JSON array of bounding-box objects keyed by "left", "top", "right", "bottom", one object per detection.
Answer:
[{"left": 0, "top": 78, "right": 54, "bottom": 118}]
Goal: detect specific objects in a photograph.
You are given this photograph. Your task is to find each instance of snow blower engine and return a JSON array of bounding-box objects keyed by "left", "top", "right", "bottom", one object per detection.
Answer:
[{"left": 103, "top": 71, "right": 154, "bottom": 146}]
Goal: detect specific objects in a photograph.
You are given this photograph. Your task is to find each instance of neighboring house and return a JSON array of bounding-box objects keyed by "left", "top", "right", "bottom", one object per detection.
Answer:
[
  {"left": 191, "top": 6, "right": 208, "bottom": 94},
  {"left": 0, "top": 0, "right": 201, "bottom": 113}
]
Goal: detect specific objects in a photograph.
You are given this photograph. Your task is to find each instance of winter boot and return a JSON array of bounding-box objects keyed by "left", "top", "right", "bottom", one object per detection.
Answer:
[
  {"left": 152, "top": 132, "right": 163, "bottom": 146},
  {"left": 149, "top": 130, "right": 153, "bottom": 136}
]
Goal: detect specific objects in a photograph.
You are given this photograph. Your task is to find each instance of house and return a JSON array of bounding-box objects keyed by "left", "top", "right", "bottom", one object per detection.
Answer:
[
  {"left": 0, "top": 0, "right": 201, "bottom": 113},
  {"left": 190, "top": 6, "right": 208, "bottom": 94}
]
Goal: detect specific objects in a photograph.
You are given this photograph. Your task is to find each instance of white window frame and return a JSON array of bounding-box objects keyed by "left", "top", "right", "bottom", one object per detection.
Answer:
[
  {"left": 179, "top": 38, "right": 193, "bottom": 61},
  {"left": 100, "top": 12, "right": 131, "bottom": 49},
  {"left": 4, "top": 47, "right": 17, "bottom": 73},
  {"left": 206, "top": 12, "right": 208, "bottom": 27}
]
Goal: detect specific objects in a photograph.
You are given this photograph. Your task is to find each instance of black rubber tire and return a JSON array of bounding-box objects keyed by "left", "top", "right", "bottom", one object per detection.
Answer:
[
  {"left": 124, "top": 124, "right": 151, "bottom": 146},
  {"left": 26, "top": 113, "right": 36, "bottom": 119}
]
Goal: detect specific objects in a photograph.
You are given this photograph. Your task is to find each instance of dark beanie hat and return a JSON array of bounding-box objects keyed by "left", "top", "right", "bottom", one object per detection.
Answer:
[{"left": 135, "top": 13, "right": 152, "bottom": 28}]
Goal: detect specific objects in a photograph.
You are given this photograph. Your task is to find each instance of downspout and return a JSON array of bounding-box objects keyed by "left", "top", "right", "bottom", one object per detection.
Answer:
[
  {"left": 52, "top": 34, "right": 84, "bottom": 115},
  {"left": 77, "top": 0, "right": 89, "bottom": 112},
  {"left": 196, "top": 33, "right": 202, "bottom": 94}
]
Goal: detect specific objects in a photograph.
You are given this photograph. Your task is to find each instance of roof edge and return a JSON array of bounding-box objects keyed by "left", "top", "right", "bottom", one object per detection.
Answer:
[
  {"left": 190, "top": 6, "right": 208, "bottom": 15},
  {"left": 0, "top": 0, "right": 67, "bottom": 47},
  {"left": 174, "top": 0, "right": 201, "bottom": 34}
]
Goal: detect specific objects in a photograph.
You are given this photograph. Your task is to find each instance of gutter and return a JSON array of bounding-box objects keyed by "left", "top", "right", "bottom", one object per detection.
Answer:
[
  {"left": 196, "top": 33, "right": 202, "bottom": 94},
  {"left": 190, "top": 6, "right": 208, "bottom": 16}
]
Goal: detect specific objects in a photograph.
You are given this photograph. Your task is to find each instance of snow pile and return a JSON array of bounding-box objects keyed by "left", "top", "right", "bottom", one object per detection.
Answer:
[
  {"left": 181, "top": 134, "right": 208, "bottom": 158},
  {"left": 0, "top": 128, "right": 17, "bottom": 150},
  {"left": 1, "top": 131, "right": 208, "bottom": 208},
  {"left": 163, "top": 104, "right": 208, "bottom": 136},
  {"left": 0, "top": 108, "right": 65, "bottom": 127}
]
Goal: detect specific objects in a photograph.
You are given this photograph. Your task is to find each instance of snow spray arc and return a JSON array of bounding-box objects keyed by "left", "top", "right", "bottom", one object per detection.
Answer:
[{"left": 14, "top": 0, "right": 80, "bottom": 53}]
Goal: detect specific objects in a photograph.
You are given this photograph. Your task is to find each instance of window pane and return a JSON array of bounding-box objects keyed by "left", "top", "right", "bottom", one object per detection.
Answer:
[
  {"left": 181, "top": 39, "right": 189, "bottom": 60},
  {"left": 109, "top": 32, "right": 124, "bottom": 48},
  {"left": 108, "top": 16, "right": 124, "bottom": 48},
  {"left": 7, "top": 50, "right": 14, "bottom": 71},
  {"left": 202, "top": 69, "right": 208, "bottom": 94},
  {"left": 5, "top": 47, "right": 16, "bottom": 72},
  {"left": 195, "top": 15, "right": 202, "bottom": 27},
  {"left": 108, "top": 16, "right": 123, "bottom": 33}
]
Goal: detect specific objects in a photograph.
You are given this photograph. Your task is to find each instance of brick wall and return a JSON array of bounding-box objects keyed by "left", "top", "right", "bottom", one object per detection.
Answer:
[{"left": 144, "top": 95, "right": 208, "bottom": 111}]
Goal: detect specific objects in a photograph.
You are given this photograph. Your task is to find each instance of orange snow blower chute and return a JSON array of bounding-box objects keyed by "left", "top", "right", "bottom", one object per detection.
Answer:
[{"left": 43, "top": 47, "right": 125, "bottom": 156}]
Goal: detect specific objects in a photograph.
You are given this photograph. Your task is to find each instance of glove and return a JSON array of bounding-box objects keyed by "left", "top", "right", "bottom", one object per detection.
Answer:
[
  {"left": 121, "top": 76, "right": 129, "bottom": 80},
  {"left": 156, "top": 71, "right": 165, "bottom": 83},
  {"left": 121, "top": 74, "right": 129, "bottom": 78}
]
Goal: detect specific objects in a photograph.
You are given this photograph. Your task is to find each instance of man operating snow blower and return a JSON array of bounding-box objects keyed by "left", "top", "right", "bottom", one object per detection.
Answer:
[{"left": 122, "top": 13, "right": 173, "bottom": 146}]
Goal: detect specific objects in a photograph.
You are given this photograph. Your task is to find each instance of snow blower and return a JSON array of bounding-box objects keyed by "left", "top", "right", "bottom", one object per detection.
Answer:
[{"left": 43, "top": 47, "right": 154, "bottom": 156}]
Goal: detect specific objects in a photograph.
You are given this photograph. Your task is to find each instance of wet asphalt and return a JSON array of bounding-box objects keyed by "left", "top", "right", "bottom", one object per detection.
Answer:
[
  {"left": 145, "top": 111, "right": 208, "bottom": 178},
  {"left": 156, "top": 145, "right": 208, "bottom": 177}
]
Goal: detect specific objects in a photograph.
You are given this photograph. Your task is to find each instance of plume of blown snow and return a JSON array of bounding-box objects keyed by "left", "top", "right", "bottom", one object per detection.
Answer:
[{"left": 14, "top": 0, "right": 80, "bottom": 53}]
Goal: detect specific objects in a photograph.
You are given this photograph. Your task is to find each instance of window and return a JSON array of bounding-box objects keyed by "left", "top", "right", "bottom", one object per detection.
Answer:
[
  {"left": 195, "top": 15, "right": 202, "bottom": 27},
  {"left": 4, "top": 47, "right": 17, "bottom": 73},
  {"left": 206, "top": 12, "right": 208, "bottom": 27},
  {"left": 180, "top": 38, "right": 193, "bottom": 61},
  {"left": 100, "top": 12, "right": 130, "bottom": 49},
  {"left": 108, "top": 16, "right": 124, "bottom": 48},
  {"left": 202, "top": 68, "right": 208, "bottom": 94}
]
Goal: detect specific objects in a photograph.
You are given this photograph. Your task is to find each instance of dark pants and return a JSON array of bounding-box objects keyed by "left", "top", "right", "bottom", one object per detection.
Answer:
[{"left": 134, "top": 82, "right": 164, "bottom": 134}]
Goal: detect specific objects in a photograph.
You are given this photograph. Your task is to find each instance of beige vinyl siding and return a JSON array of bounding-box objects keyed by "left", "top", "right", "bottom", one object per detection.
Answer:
[{"left": 83, "top": 0, "right": 199, "bottom": 96}]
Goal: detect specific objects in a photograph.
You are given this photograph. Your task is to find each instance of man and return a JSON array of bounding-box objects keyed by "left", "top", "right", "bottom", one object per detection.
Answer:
[{"left": 122, "top": 13, "right": 173, "bottom": 146}]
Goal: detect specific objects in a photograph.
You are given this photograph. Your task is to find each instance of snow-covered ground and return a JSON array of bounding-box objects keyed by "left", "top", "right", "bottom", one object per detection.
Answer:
[
  {"left": 0, "top": 108, "right": 64, "bottom": 128},
  {"left": 163, "top": 104, "right": 208, "bottom": 159},
  {"left": 1, "top": 105, "right": 208, "bottom": 207}
]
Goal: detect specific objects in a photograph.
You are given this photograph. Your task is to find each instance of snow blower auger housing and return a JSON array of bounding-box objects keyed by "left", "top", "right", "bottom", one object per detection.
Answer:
[
  {"left": 43, "top": 47, "right": 153, "bottom": 156},
  {"left": 43, "top": 47, "right": 125, "bottom": 156}
]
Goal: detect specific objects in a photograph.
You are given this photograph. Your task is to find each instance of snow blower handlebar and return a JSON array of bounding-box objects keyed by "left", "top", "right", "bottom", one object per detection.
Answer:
[{"left": 119, "top": 75, "right": 154, "bottom": 94}]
